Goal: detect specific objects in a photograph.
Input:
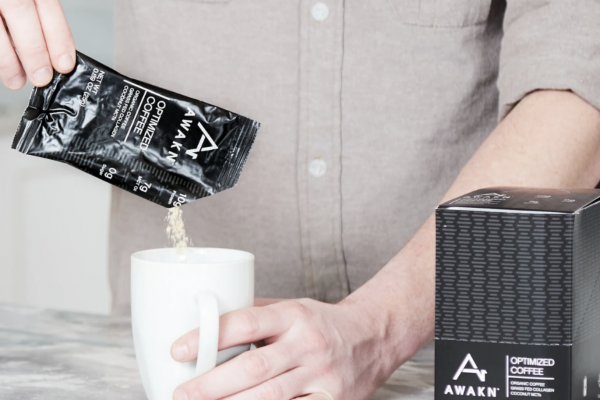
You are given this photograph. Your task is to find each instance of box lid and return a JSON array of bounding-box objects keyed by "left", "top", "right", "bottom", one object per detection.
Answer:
[{"left": 438, "top": 187, "right": 600, "bottom": 213}]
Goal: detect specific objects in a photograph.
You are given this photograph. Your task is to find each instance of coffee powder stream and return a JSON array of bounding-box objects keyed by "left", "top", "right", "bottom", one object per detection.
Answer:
[{"left": 166, "top": 207, "right": 191, "bottom": 261}]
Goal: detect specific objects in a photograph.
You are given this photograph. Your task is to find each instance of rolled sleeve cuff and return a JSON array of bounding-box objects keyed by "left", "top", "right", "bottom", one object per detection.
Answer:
[{"left": 498, "top": 0, "right": 600, "bottom": 120}]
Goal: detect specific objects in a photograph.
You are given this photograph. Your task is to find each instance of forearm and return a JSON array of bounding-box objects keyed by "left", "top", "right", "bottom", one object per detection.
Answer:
[
  {"left": 342, "top": 90, "right": 600, "bottom": 375},
  {"left": 443, "top": 90, "right": 600, "bottom": 200}
]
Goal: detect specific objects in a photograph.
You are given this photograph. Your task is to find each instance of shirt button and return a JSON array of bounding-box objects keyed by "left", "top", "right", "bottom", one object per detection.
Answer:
[
  {"left": 311, "top": 2, "right": 330, "bottom": 22},
  {"left": 309, "top": 158, "right": 327, "bottom": 178}
]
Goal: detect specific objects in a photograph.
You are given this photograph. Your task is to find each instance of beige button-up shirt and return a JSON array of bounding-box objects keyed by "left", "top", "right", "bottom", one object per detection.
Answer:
[{"left": 109, "top": 0, "right": 600, "bottom": 315}]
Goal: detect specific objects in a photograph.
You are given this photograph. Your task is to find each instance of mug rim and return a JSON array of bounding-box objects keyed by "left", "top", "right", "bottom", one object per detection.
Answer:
[{"left": 131, "top": 247, "right": 254, "bottom": 265}]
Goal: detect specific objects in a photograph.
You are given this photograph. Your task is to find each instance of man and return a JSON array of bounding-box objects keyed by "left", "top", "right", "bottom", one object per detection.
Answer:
[{"left": 3, "top": 0, "right": 600, "bottom": 399}]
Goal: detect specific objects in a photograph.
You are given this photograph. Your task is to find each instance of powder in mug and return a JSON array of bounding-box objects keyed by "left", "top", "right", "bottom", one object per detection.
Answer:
[{"left": 166, "top": 207, "right": 191, "bottom": 256}]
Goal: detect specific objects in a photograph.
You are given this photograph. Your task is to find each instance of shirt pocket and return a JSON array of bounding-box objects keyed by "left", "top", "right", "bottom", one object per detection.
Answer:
[{"left": 388, "top": 0, "right": 493, "bottom": 27}]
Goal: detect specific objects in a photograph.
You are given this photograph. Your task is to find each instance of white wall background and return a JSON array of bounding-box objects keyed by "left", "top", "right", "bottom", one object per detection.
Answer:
[{"left": 0, "top": 0, "right": 114, "bottom": 315}]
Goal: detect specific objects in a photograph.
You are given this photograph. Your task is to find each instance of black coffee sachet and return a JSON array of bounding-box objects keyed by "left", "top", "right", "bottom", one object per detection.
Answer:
[{"left": 12, "top": 51, "right": 260, "bottom": 208}]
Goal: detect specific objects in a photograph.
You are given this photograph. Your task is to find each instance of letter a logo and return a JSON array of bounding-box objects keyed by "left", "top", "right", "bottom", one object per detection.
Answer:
[
  {"left": 185, "top": 121, "right": 218, "bottom": 160},
  {"left": 453, "top": 354, "right": 487, "bottom": 382}
]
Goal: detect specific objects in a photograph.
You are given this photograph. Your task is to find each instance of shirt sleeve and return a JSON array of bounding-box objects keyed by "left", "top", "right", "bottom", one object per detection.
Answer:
[{"left": 498, "top": 0, "right": 600, "bottom": 120}]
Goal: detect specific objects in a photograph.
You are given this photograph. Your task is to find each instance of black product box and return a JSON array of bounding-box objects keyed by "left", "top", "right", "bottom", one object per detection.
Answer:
[{"left": 435, "top": 187, "right": 600, "bottom": 400}]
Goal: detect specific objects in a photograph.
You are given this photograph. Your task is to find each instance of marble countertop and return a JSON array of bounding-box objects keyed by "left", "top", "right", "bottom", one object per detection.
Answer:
[{"left": 0, "top": 304, "right": 434, "bottom": 399}]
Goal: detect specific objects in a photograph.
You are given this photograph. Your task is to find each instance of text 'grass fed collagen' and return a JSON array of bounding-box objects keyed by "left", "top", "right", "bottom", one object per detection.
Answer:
[
  {"left": 12, "top": 52, "right": 260, "bottom": 208},
  {"left": 435, "top": 187, "right": 600, "bottom": 400}
]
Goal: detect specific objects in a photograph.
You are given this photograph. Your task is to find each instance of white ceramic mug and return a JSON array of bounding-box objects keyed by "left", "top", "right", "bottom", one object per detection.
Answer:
[{"left": 131, "top": 248, "right": 254, "bottom": 400}]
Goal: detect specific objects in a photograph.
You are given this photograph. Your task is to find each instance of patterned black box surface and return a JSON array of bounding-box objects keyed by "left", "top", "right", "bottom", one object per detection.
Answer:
[
  {"left": 435, "top": 209, "right": 573, "bottom": 345},
  {"left": 435, "top": 187, "right": 600, "bottom": 400}
]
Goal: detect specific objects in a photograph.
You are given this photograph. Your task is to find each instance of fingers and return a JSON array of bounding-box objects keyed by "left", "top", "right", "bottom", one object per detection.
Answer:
[
  {"left": 297, "top": 394, "right": 334, "bottom": 400},
  {"left": 223, "top": 367, "right": 312, "bottom": 400},
  {"left": 0, "top": 0, "right": 75, "bottom": 88},
  {"left": 0, "top": 19, "right": 25, "bottom": 89},
  {"left": 35, "top": 0, "right": 75, "bottom": 73},
  {"left": 219, "top": 302, "right": 303, "bottom": 349},
  {"left": 172, "top": 302, "right": 302, "bottom": 362},
  {"left": 1, "top": 0, "right": 53, "bottom": 86},
  {"left": 254, "top": 298, "right": 286, "bottom": 307},
  {"left": 174, "top": 342, "right": 302, "bottom": 400}
]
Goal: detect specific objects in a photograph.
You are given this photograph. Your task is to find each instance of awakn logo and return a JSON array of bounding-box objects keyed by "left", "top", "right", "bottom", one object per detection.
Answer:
[
  {"left": 449, "top": 192, "right": 510, "bottom": 206},
  {"left": 186, "top": 121, "right": 218, "bottom": 160},
  {"left": 453, "top": 354, "right": 487, "bottom": 382},
  {"left": 444, "top": 354, "right": 498, "bottom": 397},
  {"left": 472, "top": 193, "right": 510, "bottom": 201},
  {"left": 166, "top": 108, "right": 219, "bottom": 166}
]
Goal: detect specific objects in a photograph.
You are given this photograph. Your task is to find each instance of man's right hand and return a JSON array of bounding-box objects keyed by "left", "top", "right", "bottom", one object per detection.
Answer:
[{"left": 0, "top": 0, "right": 75, "bottom": 90}]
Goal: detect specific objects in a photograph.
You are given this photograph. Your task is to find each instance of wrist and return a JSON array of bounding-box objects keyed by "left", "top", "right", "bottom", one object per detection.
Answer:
[
  {"left": 338, "top": 226, "right": 436, "bottom": 374},
  {"left": 338, "top": 281, "right": 428, "bottom": 378}
]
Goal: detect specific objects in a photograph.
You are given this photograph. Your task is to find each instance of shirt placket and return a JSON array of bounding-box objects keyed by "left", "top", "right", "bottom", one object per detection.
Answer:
[{"left": 297, "top": 0, "right": 349, "bottom": 302}]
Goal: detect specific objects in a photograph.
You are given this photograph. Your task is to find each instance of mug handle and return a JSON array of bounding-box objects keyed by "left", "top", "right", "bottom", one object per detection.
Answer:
[{"left": 195, "top": 291, "right": 220, "bottom": 376}]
